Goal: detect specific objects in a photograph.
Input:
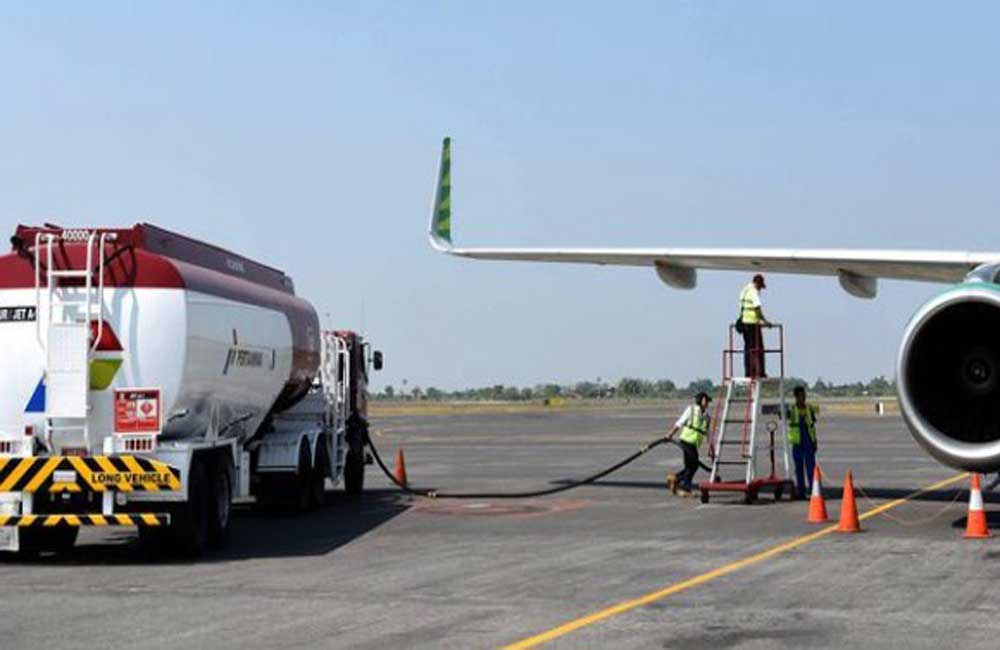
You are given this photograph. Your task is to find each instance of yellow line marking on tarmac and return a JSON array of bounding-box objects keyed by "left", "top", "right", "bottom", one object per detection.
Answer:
[{"left": 502, "top": 472, "right": 969, "bottom": 650}]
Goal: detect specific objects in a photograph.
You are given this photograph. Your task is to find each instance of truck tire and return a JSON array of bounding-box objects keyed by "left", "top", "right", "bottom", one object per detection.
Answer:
[
  {"left": 206, "top": 456, "right": 232, "bottom": 549},
  {"left": 170, "top": 456, "right": 211, "bottom": 557},
  {"left": 344, "top": 449, "right": 364, "bottom": 496},
  {"left": 310, "top": 437, "right": 329, "bottom": 509},
  {"left": 19, "top": 526, "right": 79, "bottom": 556}
]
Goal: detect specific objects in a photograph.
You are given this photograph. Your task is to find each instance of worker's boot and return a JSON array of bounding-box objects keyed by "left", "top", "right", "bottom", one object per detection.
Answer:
[{"left": 665, "top": 473, "right": 677, "bottom": 494}]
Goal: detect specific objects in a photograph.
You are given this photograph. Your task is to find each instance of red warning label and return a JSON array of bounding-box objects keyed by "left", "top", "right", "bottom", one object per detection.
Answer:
[{"left": 114, "top": 389, "right": 161, "bottom": 434}]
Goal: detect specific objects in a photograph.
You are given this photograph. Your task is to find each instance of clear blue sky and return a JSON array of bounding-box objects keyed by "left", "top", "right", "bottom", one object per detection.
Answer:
[{"left": 3, "top": 2, "right": 1000, "bottom": 391}]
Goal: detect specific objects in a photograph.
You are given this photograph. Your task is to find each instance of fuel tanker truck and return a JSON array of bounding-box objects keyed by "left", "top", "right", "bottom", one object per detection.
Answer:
[{"left": 0, "top": 224, "right": 382, "bottom": 556}]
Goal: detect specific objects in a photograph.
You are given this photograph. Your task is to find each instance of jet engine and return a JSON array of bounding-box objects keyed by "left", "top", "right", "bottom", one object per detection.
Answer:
[{"left": 898, "top": 284, "right": 1000, "bottom": 471}]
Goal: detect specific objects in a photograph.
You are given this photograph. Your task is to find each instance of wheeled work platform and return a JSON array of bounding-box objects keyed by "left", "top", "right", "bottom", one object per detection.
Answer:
[{"left": 699, "top": 324, "right": 795, "bottom": 504}]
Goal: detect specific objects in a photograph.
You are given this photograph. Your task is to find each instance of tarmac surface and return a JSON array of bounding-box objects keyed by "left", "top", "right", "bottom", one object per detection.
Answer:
[{"left": 2, "top": 403, "right": 999, "bottom": 649}]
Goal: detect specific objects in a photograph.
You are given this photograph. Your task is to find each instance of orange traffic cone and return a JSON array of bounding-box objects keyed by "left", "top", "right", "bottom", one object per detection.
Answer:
[
  {"left": 964, "top": 473, "right": 991, "bottom": 539},
  {"left": 837, "top": 470, "right": 861, "bottom": 533},
  {"left": 807, "top": 465, "right": 828, "bottom": 523},
  {"left": 394, "top": 448, "right": 408, "bottom": 487}
]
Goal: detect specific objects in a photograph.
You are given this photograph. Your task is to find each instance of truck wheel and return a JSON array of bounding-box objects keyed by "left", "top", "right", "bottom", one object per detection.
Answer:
[
  {"left": 171, "top": 456, "right": 211, "bottom": 557},
  {"left": 310, "top": 438, "right": 329, "bottom": 509},
  {"left": 19, "top": 526, "right": 79, "bottom": 556},
  {"left": 206, "top": 457, "right": 232, "bottom": 549},
  {"left": 344, "top": 449, "right": 364, "bottom": 495}
]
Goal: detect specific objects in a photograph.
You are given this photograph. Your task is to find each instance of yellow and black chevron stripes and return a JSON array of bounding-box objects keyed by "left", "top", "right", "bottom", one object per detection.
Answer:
[
  {"left": 49, "top": 481, "right": 82, "bottom": 493},
  {"left": 0, "top": 455, "right": 181, "bottom": 493},
  {"left": 0, "top": 513, "right": 169, "bottom": 527}
]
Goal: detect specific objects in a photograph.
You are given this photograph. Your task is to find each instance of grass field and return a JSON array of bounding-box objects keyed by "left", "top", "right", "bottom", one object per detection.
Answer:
[{"left": 370, "top": 396, "right": 899, "bottom": 418}]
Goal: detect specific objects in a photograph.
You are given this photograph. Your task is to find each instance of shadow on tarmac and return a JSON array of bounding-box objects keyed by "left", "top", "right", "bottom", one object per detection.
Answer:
[
  {"left": 208, "top": 489, "right": 411, "bottom": 562},
  {"left": 950, "top": 510, "right": 1000, "bottom": 530},
  {"left": 841, "top": 485, "right": 969, "bottom": 502},
  {"left": 0, "top": 489, "right": 411, "bottom": 566},
  {"left": 560, "top": 480, "right": 1000, "bottom": 506}
]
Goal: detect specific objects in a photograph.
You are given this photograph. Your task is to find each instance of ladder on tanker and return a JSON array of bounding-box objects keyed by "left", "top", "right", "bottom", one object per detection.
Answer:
[
  {"left": 699, "top": 324, "right": 795, "bottom": 504},
  {"left": 33, "top": 230, "right": 116, "bottom": 451},
  {"left": 319, "top": 331, "right": 351, "bottom": 477}
]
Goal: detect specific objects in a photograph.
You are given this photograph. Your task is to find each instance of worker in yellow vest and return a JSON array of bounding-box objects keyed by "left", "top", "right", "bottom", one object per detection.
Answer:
[
  {"left": 738, "top": 274, "right": 772, "bottom": 378},
  {"left": 786, "top": 385, "right": 820, "bottom": 499},
  {"left": 666, "top": 392, "right": 713, "bottom": 496}
]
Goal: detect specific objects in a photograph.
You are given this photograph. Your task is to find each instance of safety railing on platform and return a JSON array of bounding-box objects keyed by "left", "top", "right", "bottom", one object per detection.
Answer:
[{"left": 722, "top": 322, "right": 785, "bottom": 382}]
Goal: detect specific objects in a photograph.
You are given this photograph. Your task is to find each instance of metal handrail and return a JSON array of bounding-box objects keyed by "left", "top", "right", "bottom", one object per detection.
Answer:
[
  {"left": 320, "top": 331, "right": 351, "bottom": 432},
  {"left": 33, "top": 232, "right": 44, "bottom": 349},
  {"left": 31, "top": 230, "right": 117, "bottom": 352},
  {"left": 30, "top": 229, "right": 117, "bottom": 454},
  {"left": 722, "top": 322, "right": 785, "bottom": 381},
  {"left": 91, "top": 232, "right": 109, "bottom": 352}
]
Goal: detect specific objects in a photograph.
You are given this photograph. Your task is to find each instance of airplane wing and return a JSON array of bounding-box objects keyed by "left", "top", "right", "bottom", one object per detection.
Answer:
[{"left": 428, "top": 137, "right": 1000, "bottom": 298}]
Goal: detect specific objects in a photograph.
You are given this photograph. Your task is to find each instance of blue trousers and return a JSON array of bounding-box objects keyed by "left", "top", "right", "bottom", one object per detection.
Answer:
[{"left": 792, "top": 443, "right": 816, "bottom": 498}]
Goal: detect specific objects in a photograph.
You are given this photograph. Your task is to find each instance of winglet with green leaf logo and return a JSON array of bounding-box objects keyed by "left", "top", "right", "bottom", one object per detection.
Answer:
[{"left": 428, "top": 137, "right": 453, "bottom": 251}]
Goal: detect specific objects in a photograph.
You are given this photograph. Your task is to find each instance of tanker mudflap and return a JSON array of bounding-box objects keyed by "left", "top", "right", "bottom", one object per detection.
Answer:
[{"left": 0, "top": 456, "right": 181, "bottom": 493}]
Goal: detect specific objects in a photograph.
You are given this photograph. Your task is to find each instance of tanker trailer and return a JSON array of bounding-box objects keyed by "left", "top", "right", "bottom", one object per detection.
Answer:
[{"left": 0, "top": 224, "right": 381, "bottom": 556}]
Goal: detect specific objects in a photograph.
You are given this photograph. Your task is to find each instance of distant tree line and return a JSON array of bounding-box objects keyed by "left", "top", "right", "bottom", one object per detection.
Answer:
[{"left": 375, "top": 376, "right": 897, "bottom": 401}]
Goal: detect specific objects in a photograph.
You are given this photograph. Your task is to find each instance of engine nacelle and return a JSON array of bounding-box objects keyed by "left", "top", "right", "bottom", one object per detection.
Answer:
[{"left": 897, "top": 284, "right": 1000, "bottom": 471}]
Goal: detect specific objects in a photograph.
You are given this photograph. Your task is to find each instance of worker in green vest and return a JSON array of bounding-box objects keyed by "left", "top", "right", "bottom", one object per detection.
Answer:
[
  {"left": 666, "top": 392, "right": 713, "bottom": 496},
  {"left": 787, "top": 385, "right": 820, "bottom": 499},
  {"left": 738, "top": 274, "right": 772, "bottom": 378}
]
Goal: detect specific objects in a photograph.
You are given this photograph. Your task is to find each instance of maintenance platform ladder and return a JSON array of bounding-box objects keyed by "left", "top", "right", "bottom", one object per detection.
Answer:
[
  {"left": 707, "top": 378, "right": 762, "bottom": 486},
  {"left": 699, "top": 324, "right": 794, "bottom": 504},
  {"left": 33, "top": 231, "right": 116, "bottom": 451}
]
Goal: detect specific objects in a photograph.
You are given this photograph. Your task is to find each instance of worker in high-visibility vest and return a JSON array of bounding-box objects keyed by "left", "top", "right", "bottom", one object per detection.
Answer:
[
  {"left": 786, "top": 385, "right": 820, "bottom": 499},
  {"left": 738, "top": 274, "right": 772, "bottom": 378},
  {"left": 666, "top": 392, "right": 713, "bottom": 496}
]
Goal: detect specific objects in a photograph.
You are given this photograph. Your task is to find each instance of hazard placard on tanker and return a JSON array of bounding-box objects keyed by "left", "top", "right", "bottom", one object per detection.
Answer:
[{"left": 114, "top": 389, "right": 161, "bottom": 434}]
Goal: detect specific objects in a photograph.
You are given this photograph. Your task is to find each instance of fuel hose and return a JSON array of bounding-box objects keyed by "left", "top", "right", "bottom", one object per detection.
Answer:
[{"left": 365, "top": 432, "right": 713, "bottom": 499}]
